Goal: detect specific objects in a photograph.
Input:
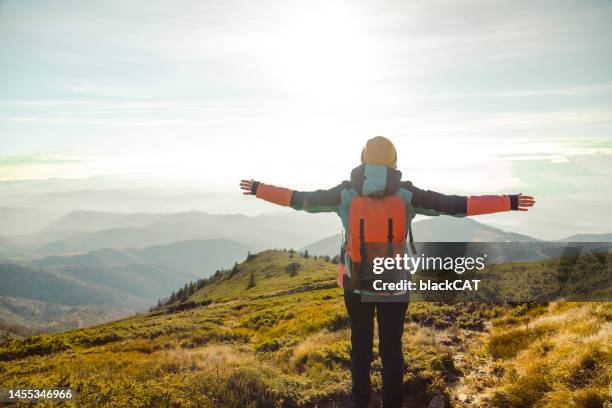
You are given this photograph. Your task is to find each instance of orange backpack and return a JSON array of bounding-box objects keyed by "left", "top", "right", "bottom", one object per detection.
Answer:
[{"left": 346, "top": 195, "right": 408, "bottom": 290}]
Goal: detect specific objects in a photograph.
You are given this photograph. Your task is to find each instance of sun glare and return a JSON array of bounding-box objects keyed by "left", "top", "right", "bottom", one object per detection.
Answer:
[{"left": 257, "top": 2, "right": 381, "bottom": 101}]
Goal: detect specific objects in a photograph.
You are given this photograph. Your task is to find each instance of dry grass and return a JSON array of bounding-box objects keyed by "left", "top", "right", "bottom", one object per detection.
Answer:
[
  {"left": 485, "top": 302, "right": 611, "bottom": 408},
  {"left": 1, "top": 251, "right": 610, "bottom": 407}
]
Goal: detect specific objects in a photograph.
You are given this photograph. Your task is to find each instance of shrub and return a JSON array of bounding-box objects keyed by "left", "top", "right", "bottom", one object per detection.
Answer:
[
  {"left": 256, "top": 338, "right": 281, "bottom": 352},
  {"left": 181, "top": 329, "right": 251, "bottom": 348},
  {"left": 325, "top": 312, "right": 349, "bottom": 331},
  {"left": 206, "top": 367, "right": 298, "bottom": 408},
  {"left": 246, "top": 272, "right": 256, "bottom": 289},
  {"left": 285, "top": 262, "right": 301, "bottom": 277},
  {"left": 244, "top": 312, "right": 279, "bottom": 330}
]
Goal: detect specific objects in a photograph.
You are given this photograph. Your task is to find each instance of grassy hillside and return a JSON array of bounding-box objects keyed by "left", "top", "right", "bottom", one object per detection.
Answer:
[
  {"left": 188, "top": 250, "right": 338, "bottom": 303},
  {"left": 0, "top": 251, "right": 609, "bottom": 407}
]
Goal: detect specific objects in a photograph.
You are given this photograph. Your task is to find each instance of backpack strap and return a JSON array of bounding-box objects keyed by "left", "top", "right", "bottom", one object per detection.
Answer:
[
  {"left": 395, "top": 187, "right": 418, "bottom": 255},
  {"left": 407, "top": 222, "right": 417, "bottom": 255},
  {"left": 387, "top": 218, "right": 394, "bottom": 257},
  {"left": 359, "top": 218, "right": 366, "bottom": 274}
]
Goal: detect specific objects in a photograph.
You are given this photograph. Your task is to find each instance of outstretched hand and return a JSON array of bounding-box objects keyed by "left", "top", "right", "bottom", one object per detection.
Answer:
[
  {"left": 240, "top": 179, "right": 256, "bottom": 195},
  {"left": 517, "top": 194, "right": 535, "bottom": 211}
]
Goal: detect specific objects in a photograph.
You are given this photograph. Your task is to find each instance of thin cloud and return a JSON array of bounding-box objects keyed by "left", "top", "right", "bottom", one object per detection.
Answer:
[
  {"left": 5, "top": 82, "right": 612, "bottom": 109},
  {"left": 0, "top": 154, "right": 81, "bottom": 166}
]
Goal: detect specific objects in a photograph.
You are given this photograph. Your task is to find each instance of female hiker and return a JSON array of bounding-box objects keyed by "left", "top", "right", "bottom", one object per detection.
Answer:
[{"left": 239, "top": 136, "right": 535, "bottom": 408}]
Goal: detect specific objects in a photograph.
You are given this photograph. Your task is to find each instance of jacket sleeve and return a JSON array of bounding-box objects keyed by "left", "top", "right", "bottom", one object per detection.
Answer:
[
  {"left": 401, "top": 181, "right": 519, "bottom": 217},
  {"left": 252, "top": 181, "right": 348, "bottom": 213}
]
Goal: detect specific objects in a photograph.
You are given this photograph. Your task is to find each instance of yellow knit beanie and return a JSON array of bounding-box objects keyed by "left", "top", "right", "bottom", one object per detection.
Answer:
[{"left": 361, "top": 136, "right": 397, "bottom": 169}]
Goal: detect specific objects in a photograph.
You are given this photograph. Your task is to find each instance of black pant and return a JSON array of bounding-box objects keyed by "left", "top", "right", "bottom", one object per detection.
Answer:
[{"left": 344, "top": 290, "right": 409, "bottom": 408}]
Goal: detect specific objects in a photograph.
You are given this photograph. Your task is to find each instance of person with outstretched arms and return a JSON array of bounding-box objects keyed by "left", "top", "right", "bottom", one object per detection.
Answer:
[{"left": 240, "top": 136, "right": 535, "bottom": 408}]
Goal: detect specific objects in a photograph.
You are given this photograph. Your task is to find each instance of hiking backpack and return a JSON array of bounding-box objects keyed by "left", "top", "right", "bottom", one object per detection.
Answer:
[{"left": 345, "top": 194, "right": 414, "bottom": 290}]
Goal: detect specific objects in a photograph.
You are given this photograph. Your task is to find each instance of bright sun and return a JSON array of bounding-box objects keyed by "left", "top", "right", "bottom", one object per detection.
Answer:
[{"left": 256, "top": 2, "right": 381, "bottom": 101}]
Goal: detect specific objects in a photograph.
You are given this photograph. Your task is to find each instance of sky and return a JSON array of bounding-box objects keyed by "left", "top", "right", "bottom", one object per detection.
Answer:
[{"left": 1, "top": 0, "right": 611, "bottom": 229}]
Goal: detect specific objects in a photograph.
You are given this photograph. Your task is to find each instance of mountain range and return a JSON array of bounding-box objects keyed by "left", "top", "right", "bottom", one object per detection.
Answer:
[
  {"left": 300, "top": 216, "right": 537, "bottom": 257},
  {"left": 11, "top": 210, "right": 339, "bottom": 256},
  {"left": 2, "top": 207, "right": 611, "bottom": 337},
  {"left": 0, "top": 239, "right": 249, "bottom": 334}
]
